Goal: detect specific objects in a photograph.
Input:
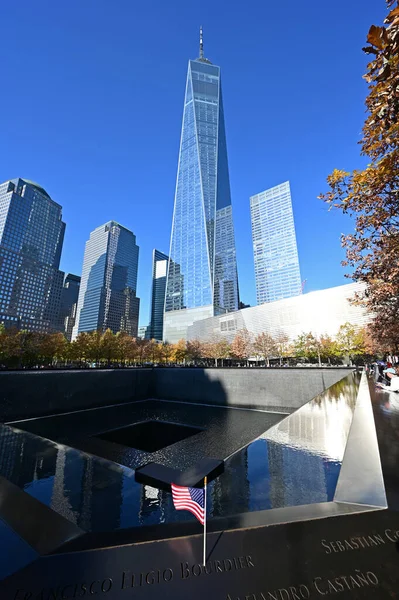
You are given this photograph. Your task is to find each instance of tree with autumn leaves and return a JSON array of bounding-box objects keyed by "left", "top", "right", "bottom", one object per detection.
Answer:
[
  {"left": 292, "top": 326, "right": 370, "bottom": 366},
  {"left": 253, "top": 332, "right": 276, "bottom": 367},
  {"left": 320, "top": 0, "right": 399, "bottom": 351}
]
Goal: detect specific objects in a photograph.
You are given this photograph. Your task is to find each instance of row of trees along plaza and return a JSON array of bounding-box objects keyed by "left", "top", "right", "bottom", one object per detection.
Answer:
[{"left": 0, "top": 323, "right": 375, "bottom": 369}]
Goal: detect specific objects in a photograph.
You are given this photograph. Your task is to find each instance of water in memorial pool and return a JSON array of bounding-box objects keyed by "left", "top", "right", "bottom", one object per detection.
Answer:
[{"left": 0, "top": 373, "right": 360, "bottom": 533}]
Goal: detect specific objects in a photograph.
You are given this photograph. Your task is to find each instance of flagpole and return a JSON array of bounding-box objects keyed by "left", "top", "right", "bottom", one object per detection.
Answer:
[{"left": 203, "top": 476, "right": 207, "bottom": 566}]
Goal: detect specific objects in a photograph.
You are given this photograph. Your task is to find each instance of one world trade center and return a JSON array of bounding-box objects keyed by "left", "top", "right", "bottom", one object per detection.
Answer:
[{"left": 164, "top": 29, "right": 239, "bottom": 342}]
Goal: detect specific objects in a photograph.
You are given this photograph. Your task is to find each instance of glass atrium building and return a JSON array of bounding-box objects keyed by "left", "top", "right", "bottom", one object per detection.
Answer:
[
  {"left": 72, "top": 222, "right": 140, "bottom": 339},
  {"left": 149, "top": 249, "right": 168, "bottom": 341},
  {"left": 0, "top": 178, "right": 65, "bottom": 332},
  {"left": 164, "top": 31, "right": 239, "bottom": 342},
  {"left": 250, "top": 181, "right": 302, "bottom": 304}
]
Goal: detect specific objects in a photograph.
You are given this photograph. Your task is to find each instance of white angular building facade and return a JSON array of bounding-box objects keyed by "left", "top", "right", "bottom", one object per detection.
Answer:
[{"left": 187, "top": 282, "right": 370, "bottom": 342}]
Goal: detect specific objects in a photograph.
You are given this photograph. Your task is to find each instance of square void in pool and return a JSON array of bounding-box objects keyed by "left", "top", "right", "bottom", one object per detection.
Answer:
[{"left": 94, "top": 420, "right": 203, "bottom": 452}]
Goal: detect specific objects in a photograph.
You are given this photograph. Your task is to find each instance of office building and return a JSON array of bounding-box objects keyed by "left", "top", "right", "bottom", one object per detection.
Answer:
[
  {"left": 149, "top": 249, "right": 168, "bottom": 341},
  {"left": 59, "top": 273, "right": 81, "bottom": 341},
  {"left": 250, "top": 181, "right": 302, "bottom": 304},
  {"left": 72, "top": 221, "right": 140, "bottom": 339},
  {"left": 137, "top": 325, "right": 150, "bottom": 340},
  {"left": 188, "top": 282, "right": 370, "bottom": 343},
  {"left": 164, "top": 29, "right": 239, "bottom": 343},
  {"left": 0, "top": 178, "right": 65, "bottom": 332}
]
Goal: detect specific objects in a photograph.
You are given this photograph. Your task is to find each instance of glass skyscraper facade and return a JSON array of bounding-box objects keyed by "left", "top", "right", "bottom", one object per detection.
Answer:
[
  {"left": 164, "top": 34, "right": 239, "bottom": 342},
  {"left": 250, "top": 181, "right": 302, "bottom": 304},
  {"left": 149, "top": 249, "right": 168, "bottom": 341},
  {"left": 72, "top": 221, "right": 140, "bottom": 339},
  {"left": 0, "top": 178, "right": 65, "bottom": 332},
  {"left": 58, "top": 273, "right": 81, "bottom": 341}
]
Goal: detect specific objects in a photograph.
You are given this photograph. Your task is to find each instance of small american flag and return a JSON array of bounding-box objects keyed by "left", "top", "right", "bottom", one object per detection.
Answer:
[{"left": 171, "top": 483, "right": 205, "bottom": 525}]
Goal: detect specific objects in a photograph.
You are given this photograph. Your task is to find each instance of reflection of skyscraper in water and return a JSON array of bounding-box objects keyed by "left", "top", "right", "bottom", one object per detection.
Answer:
[
  {"left": 50, "top": 448, "right": 124, "bottom": 532},
  {"left": 35, "top": 446, "right": 58, "bottom": 480},
  {"left": 0, "top": 431, "right": 49, "bottom": 490},
  {"left": 138, "top": 485, "right": 167, "bottom": 526},
  {"left": 281, "top": 443, "right": 328, "bottom": 505},
  {"left": 73, "top": 459, "right": 124, "bottom": 532},
  {"left": 0, "top": 431, "right": 59, "bottom": 507},
  {"left": 211, "top": 448, "right": 250, "bottom": 517},
  {"left": 0, "top": 427, "right": 23, "bottom": 482},
  {"left": 89, "top": 461, "right": 124, "bottom": 532},
  {"left": 50, "top": 447, "right": 86, "bottom": 526},
  {"left": 247, "top": 439, "right": 271, "bottom": 510},
  {"left": 323, "top": 460, "right": 341, "bottom": 500},
  {"left": 263, "top": 441, "right": 285, "bottom": 508}
]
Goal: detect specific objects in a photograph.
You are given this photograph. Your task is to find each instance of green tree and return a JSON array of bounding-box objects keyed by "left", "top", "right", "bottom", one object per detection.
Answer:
[
  {"left": 335, "top": 323, "right": 367, "bottom": 365},
  {"left": 319, "top": 334, "right": 341, "bottom": 365},
  {"left": 292, "top": 333, "right": 310, "bottom": 360},
  {"left": 292, "top": 332, "right": 326, "bottom": 366},
  {"left": 253, "top": 332, "right": 276, "bottom": 367}
]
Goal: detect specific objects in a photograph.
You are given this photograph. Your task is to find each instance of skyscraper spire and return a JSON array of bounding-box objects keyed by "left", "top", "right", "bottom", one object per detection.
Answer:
[
  {"left": 199, "top": 26, "right": 204, "bottom": 60},
  {"left": 164, "top": 35, "right": 239, "bottom": 343}
]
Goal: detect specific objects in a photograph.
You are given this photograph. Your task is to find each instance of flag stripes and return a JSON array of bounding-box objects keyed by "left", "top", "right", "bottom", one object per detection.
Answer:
[{"left": 171, "top": 483, "right": 205, "bottom": 525}]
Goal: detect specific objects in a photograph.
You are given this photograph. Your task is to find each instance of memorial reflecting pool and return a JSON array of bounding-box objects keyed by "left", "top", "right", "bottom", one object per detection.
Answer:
[{"left": 0, "top": 373, "right": 361, "bottom": 533}]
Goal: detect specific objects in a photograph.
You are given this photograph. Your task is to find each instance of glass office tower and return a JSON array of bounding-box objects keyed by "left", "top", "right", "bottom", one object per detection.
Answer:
[
  {"left": 164, "top": 30, "right": 239, "bottom": 342},
  {"left": 149, "top": 249, "right": 168, "bottom": 341},
  {"left": 72, "top": 222, "right": 140, "bottom": 339},
  {"left": 59, "top": 273, "right": 81, "bottom": 341},
  {"left": 0, "top": 178, "right": 65, "bottom": 332},
  {"left": 250, "top": 181, "right": 302, "bottom": 304}
]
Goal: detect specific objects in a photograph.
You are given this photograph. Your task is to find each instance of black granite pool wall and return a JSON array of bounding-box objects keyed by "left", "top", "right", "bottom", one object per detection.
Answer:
[
  {"left": 0, "top": 368, "right": 153, "bottom": 421},
  {"left": 152, "top": 367, "right": 354, "bottom": 412},
  {"left": 0, "top": 367, "right": 353, "bottom": 422}
]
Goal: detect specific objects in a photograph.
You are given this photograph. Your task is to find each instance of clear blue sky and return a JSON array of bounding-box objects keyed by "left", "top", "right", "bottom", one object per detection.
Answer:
[{"left": 0, "top": 0, "right": 384, "bottom": 326}]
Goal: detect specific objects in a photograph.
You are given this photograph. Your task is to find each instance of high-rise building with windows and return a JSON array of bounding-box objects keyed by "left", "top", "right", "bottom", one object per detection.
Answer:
[
  {"left": 149, "top": 249, "right": 168, "bottom": 341},
  {"left": 59, "top": 273, "right": 81, "bottom": 341},
  {"left": 250, "top": 181, "right": 301, "bottom": 304},
  {"left": 72, "top": 221, "right": 140, "bottom": 339},
  {"left": 0, "top": 178, "right": 65, "bottom": 332},
  {"left": 163, "top": 29, "right": 239, "bottom": 343},
  {"left": 137, "top": 325, "right": 150, "bottom": 340}
]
